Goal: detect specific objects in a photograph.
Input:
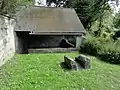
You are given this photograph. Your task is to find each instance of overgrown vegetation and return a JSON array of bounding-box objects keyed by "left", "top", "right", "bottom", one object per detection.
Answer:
[
  {"left": 65, "top": 0, "right": 120, "bottom": 64},
  {"left": 113, "top": 11, "right": 120, "bottom": 29},
  {"left": 0, "top": 53, "right": 120, "bottom": 90},
  {"left": 66, "top": 0, "right": 110, "bottom": 29},
  {"left": 0, "top": 0, "right": 32, "bottom": 17},
  {"left": 81, "top": 34, "right": 120, "bottom": 64}
]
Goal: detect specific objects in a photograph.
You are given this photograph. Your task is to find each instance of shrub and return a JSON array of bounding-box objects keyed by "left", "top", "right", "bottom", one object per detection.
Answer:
[
  {"left": 80, "top": 35, "right": 102, "bottom": 56},
  {"left": 99, "top": 51, "right": 120, "bottom": 64},
  {"left": 99, "top": 41, "right": 120, "bottom": 64},
  {"left": 113, "top": 11, "right": 120, "bottom": 29},
  {"left": 80, "top": 35, "right": 120, "bottom": 64}
]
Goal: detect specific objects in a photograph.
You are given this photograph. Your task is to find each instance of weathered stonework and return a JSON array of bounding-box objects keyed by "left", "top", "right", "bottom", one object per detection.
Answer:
[
  {"left": 63, "top": 55, "right": 91, "bottom": 70},
  {"left": 0, "top": 15, "right": 15, "bottom": 66},
  {"left": 14, "top": 7, "right": 86, "bottom": 53},
  {"left": 64, "top": 56, "right": 79, "bottom": 70},
  {"left": 75, "top": 55, "right": 91, "bottom": 69}
]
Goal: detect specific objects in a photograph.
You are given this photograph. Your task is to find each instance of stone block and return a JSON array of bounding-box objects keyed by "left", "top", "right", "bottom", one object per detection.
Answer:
[
  {"left": 64, "top": 56, "right": 79, "bottom": 70},
  {"left": 76, "top": 36, "right": 86, "bottom": 49},
  {"left": 75, "top": 55, "right": 91, "bottom": 69}
]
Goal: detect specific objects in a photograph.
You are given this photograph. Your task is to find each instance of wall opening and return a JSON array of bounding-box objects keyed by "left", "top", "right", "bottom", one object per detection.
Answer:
[
  {"left": 15, "top": 31, "right": 29, "bottom": 54},
  {"left": 28, "top": 35, "right": 76, "bottom": 48},
  {"left": 15, "top": 31, "right": 77, "bottom": 54}
]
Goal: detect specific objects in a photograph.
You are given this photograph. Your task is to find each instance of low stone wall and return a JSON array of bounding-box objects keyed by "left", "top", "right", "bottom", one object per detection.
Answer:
[{"left": 0, "top": 15, "right": 15, "bottom": 66}]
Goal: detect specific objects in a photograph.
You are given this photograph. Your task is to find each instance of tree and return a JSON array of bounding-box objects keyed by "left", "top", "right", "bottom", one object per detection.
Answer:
[
  {"left": 113, "top": 11, "right": 120, "bottom": 29},
  {"left": 0, "top": 0, "right": 32, "bottom": 17},
  {"left": 65, "top": 0, "right": 110, "bottom": 30}
]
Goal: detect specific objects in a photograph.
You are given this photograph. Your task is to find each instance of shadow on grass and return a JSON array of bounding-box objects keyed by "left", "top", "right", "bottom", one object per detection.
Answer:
[{"left": 60, "top": 62, "right": 71, "bottom": 71}]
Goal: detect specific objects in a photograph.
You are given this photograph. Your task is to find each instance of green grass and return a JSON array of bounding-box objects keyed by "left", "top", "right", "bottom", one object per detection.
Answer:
[{"left": 0, "top": 53, "right": 120, "bottom": 90}]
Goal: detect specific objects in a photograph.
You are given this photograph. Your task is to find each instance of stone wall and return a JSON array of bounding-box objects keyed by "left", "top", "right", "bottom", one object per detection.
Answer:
[{"left": 0, "top": 15, "right": 15, "bottom": 66}]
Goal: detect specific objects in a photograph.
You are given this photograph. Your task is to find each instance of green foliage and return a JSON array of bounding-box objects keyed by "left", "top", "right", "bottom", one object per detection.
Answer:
[
  {"left": 0, "top": 0, "right": 32, "bottom": 17},
  {"left": 91, "top": 9, "right": 114, "bottom": 37},
  {"left": 66, "top": 0, "right": 110, "bottom": 29},
  {"left": 99, "top": 41, "right": 120, "bottom": 64},
  {"left": 80, "top": 34, "right": 110, "bottom": 55},
  {"left": 81, "top": 34, "right": 120, "bottom": 64},
  {"left": 80, "top": 35, "right": 102, "bottom": 55},
  {"left": 113, "top": 11, "right": 120, "bottom": 29}
]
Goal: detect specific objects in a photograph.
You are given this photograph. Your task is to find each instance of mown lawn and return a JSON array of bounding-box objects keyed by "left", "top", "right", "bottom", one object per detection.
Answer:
[{"left": 0, "top": 53, "right": 120, "bottom": 90}]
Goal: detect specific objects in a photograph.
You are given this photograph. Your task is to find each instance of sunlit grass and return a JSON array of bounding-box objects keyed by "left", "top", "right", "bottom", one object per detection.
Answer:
[{"left": 0, "top": 53, "right": 120, "bottom": 90}]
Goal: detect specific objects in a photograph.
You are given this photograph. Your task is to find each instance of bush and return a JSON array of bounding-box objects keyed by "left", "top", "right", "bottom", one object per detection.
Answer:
[
  {"left": 80, "top": 35, "right": 105, "bottom": 56},
  {"left": 99, "top": 41, "right": 120, "bottom": 64},
  {"left": 99, "top": 51, "right": 120, "bottom": 64},
  {"left": 80, "top": 35, "right": 120, "bottom": 64},
  {"left": 113, "top": 11, "right": 120, "bottom": 29}
]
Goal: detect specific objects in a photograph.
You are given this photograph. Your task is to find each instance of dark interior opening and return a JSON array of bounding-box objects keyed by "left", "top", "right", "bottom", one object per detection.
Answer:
[
  {"left": 15, "top": 31, "right": 76, "bottom": 54},
  {"left": 15, "top": 31, "right": 29, "bottom": 54}
]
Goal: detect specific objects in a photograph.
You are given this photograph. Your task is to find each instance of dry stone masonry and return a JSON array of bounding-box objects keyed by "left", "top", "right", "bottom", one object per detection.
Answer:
[{"left": 64, "top": 55, "right": 91, "bottom": 70}]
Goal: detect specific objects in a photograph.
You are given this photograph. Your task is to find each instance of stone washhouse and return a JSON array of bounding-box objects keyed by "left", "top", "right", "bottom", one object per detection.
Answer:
[{"left": 14, "top": 6, "right": 86, "bottom": 54}]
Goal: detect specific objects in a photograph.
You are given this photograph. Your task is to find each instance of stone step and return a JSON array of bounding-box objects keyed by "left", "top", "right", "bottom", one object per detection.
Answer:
[{"left": 28, "top": 48, "right": 78, "bottom": 53}]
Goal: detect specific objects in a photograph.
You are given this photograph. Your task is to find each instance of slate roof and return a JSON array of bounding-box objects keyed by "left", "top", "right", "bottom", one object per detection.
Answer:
[{"left": 15, "top": 7, "right": 86, "bottom": 35}]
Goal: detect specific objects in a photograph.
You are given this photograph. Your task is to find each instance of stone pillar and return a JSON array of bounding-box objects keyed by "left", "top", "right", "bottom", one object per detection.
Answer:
[
  {"left": 76, "top": 36, "right": 82, "bottom": 49},
  {"left": 76, "top": 35, "right": 86, "bottom": 49}
]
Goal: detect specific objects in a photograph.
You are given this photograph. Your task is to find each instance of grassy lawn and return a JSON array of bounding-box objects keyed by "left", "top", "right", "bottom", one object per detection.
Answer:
[{"left": 0, "top": 53, "right": 120, "bottom": 90}]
